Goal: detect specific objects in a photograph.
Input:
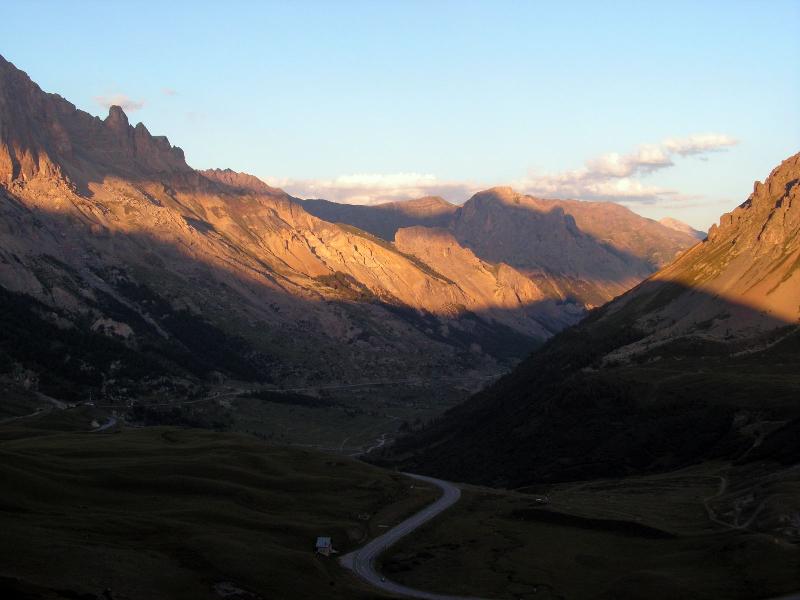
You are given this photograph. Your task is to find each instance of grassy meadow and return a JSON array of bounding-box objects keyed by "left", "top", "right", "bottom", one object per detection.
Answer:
[{"left": 0, "top": 410, "right": 437, "bottom": 600}]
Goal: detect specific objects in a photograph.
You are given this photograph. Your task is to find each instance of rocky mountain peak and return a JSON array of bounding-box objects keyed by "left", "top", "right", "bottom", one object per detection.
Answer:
[
  {"left": 708, "top": 152, "right": 800, "bottom": 244},
  {"left": 0, "top": 54, "right": 190, "bottom": 186},
  {"left": 466, "top": 186, "right": 520, "bottom": 207},
  {"left": 383, "top": 195, "right": 458, "bottom": 218},
  {"left": 105, "top": 105, "right": 129, "bottom": 131}
]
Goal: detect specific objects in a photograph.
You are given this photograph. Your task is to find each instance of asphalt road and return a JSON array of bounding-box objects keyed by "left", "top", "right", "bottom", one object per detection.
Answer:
[{"left": 340, "top": 473, "right": 485, "bottom": 600}]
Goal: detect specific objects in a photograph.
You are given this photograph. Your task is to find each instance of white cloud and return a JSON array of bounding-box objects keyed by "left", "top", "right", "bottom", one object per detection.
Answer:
[
  {"left": 662, "top": 133, "right": 738, "bottom": 156},
  {"left": 514, "top": 169, "right": 673, "bottom": 203},
  {"left": 515, "top": 133, "right": 738, "bottom": 204},
  {"left": 271, "top": 173, "right": 478, "bottom": 205},
  {"left": 95, "top": 93, "right": 145, "bottom": 112},
  {"left": 263, "top": 132, "right": 738, "bottom": 207},
  {"left": 161, "top": 87, "right": 178, "bottom": 97},
  {"left": 586, "top": 145, "right": 673, "bottom": 178}
]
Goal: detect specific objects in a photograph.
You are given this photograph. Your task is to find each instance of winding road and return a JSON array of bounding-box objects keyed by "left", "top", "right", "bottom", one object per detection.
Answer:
[{"left": 340, "top": 473, "right": 485, "bottom": 600}]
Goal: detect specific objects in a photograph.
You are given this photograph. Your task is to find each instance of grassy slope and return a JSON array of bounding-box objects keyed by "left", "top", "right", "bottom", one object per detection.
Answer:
[
  {"left": 0, "top": 416, "right": 436, "bottom": 600},
  {"left": 384, "top": 293, "right": 800, "bottom": 486},
  {"left": 382, "top": 462, "right": 800, "bottom": 600}
]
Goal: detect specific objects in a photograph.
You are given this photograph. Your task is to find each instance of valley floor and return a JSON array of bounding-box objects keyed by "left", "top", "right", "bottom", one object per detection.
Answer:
[
  {"left": 0, "top": 411, "right": 438, "bottom": 600},
  {"left": 3, "top": 399, "right": 798, "bottom": 600}
]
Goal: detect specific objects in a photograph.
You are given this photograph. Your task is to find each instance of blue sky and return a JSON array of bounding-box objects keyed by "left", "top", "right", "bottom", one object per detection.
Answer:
[{"left": 3, "top": 1, "right": 799, "bottom": 228}]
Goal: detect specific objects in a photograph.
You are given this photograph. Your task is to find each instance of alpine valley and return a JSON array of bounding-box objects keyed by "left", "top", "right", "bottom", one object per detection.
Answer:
[{"left": 1, "top": 41, "right": 799, "bottom": 600}]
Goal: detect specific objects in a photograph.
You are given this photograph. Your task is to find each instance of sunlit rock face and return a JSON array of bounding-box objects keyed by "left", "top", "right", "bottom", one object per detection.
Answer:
[{"left": 600, "top": 152, "right": 800, "bottom": 361}]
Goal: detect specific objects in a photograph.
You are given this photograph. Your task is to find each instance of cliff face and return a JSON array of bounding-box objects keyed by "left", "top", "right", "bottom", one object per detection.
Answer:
[
  {"left": 394, "top": 226, "right": 581, "bottom": 338},
  {"left": 449, "top": 187, "right": 699, "bottom": 307}
]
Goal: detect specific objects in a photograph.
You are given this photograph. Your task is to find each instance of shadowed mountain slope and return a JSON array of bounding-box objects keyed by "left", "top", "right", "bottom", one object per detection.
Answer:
[
  {"left": 302, "top": 196, "right": 458, "bottom": 241},
  {"left": 381, "top": 152, "right": 800, "bottom": 487}
]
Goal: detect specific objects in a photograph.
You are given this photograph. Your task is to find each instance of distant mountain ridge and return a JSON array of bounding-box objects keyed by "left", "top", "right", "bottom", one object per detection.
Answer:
[
  {"left": 304, "top": 187, "right": 701, "bottom": 308},
  {"left": 659, "top": 216, "right": 706, "bottom": 240}
]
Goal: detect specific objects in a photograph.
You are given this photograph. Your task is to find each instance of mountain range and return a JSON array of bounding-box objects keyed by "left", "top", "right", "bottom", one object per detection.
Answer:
[
  {"left": 303, "top": 189, "right": 701, "bottom": 307},
  {"left": 0, "top": 54, "right": 700, "bottom": 403}
]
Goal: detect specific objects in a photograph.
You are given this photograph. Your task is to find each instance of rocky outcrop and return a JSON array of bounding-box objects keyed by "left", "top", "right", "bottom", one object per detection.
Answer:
[
  {"left": 395, "top": 227, "right": 581, "bottom": 337},
  {"left": 201, "top": 168, "right": 279, "bottom": 194},
  {"left": 0, "top": 55, "right": 189, "bottom": 186}
]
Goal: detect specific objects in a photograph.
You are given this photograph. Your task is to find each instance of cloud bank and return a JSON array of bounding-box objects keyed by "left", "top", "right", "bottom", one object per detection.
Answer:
[
  {"left": 270, "top": 173, "right": 478, "bottom": 206},
  {"left": 515, "top": 133, "right": 738, "bottom": 204},
  {"left": 94, "top": 93, "right": 145, "bottom": 112},
  {"left": 269, "top": 133, "right": 738, "bottom": 207},
  {"left": 663, "top": 133, "right": 738, "bottom": 156}
]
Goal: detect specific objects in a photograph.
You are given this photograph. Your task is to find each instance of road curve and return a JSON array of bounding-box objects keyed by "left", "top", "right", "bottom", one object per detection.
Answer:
[{"left": 340, "top": 473, "right": 485, "bottom": 600}]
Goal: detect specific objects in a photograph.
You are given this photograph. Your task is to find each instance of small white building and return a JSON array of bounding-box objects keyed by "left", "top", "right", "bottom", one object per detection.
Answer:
[{"left": 315, "top": 536, "right": 334, "bottom": 556}]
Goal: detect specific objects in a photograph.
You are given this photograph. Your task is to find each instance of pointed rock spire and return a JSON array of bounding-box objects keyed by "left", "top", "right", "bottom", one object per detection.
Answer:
[{"left": 105, "top": 105, "right": 129, "bottom": 131}]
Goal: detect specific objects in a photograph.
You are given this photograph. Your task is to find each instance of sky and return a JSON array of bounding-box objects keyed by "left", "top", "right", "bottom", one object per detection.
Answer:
[{"left": 3, "top": 1, "right": 799, "bottom": 229}]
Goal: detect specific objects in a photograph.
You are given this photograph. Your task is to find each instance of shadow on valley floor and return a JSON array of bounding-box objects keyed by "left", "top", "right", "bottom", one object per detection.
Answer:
[{"left": 374, "top": 278, "right": 800, "bottom": 487}]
